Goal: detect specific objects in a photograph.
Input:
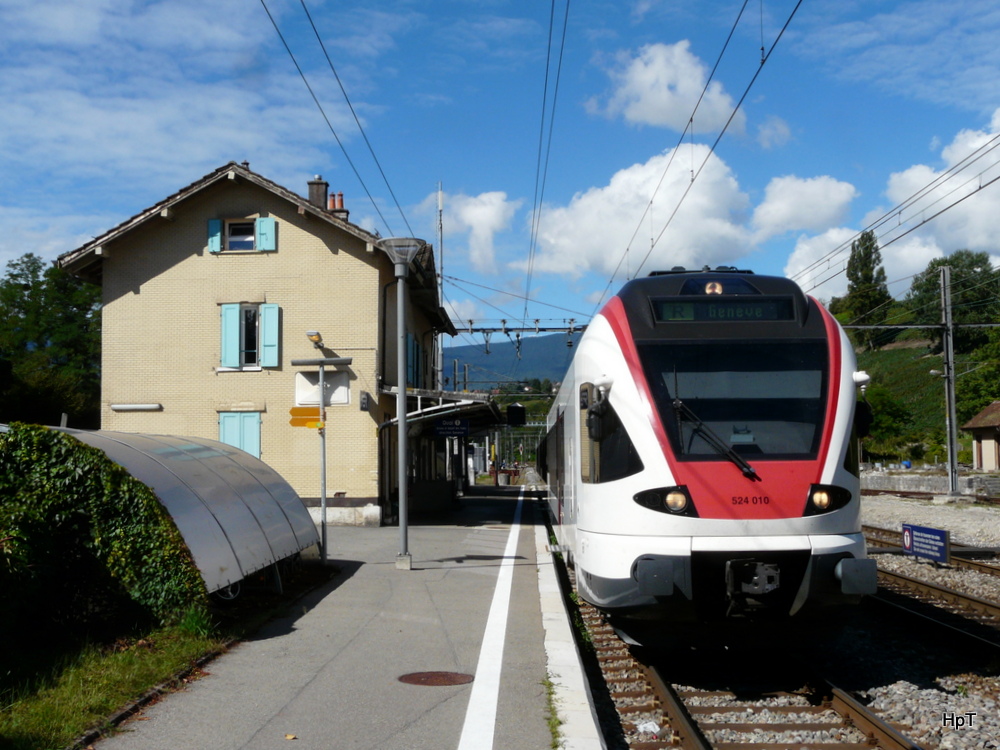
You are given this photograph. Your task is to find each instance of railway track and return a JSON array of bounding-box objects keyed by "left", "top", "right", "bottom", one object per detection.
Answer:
[
  {"left": 863, "top": 524, "right": 1000, "bottom": 632},
  {"left": 863, "top": 524, "right": 1000, "bottom": 578},
  {"left": 876, "top": 568, "right": 1000, "bottom": 632},
  {"left": 556, "top": 526, "right": 999, "bottom": 748},
  {"left": 577, "top": 599, "right": 922, "bottom": 749}
]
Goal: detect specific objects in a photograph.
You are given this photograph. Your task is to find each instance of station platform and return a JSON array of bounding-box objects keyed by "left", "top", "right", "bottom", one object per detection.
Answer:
[{"left": 94, "top": 486, "right": 604, "bottom": 750}]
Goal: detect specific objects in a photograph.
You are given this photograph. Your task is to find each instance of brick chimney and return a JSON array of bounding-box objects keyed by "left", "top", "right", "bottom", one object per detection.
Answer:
[
  {"left": 329, "top": 191, "right": 349, "bottom": 221},
  {"left": 307, "top": 175, "right": 329, "bottom": 209}
]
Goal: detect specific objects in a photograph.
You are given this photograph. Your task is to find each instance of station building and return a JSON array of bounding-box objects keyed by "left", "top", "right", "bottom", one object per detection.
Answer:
[
  {"left": 964, "top": 401, "right": 1000, "bottom": 471},
  {"left": 58, "top": 161, "right": 497, "bottom": 525}
]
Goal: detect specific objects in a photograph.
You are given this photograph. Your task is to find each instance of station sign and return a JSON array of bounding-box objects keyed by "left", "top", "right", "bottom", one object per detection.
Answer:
[
  {"left": 435, "top": 418, "right": 470, "bottom": 437},
  {"left": 901, "top": 523, "right": 950, "bottom": 564},
  {"left": 289, "top": 406, "right": 322, "bottom": 428}
]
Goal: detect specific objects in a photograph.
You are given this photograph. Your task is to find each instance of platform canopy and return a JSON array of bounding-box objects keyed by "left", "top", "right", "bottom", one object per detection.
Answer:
[{"left": 63, "top": 429, "right": 319, "bottom": 594}]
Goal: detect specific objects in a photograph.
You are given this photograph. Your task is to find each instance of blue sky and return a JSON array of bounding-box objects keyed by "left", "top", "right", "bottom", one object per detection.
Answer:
[{"left": 4, "top": 0, "right": 1000, "bottom": 352}]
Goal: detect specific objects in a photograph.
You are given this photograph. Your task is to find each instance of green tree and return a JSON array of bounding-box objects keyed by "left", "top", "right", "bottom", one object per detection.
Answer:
[
  {"left": 841, "top": 231, "right": 893, "bottom": 350},
  {"left": 862, "top": 383, "right": 913, "bottom": 459},
  {"left": 956, "top": 329, "right": 1000, "bottom": 425},
  {"left": 905, "top": 249, "right": 1000, "bottom": 354},
  {"left": 0, "top": 253, "right": 101, "bottom": 427}
]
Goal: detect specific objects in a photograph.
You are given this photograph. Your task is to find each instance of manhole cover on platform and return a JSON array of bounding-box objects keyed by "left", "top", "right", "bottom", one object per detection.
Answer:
[{"left": 398, "top": 671, "right": 474, "bottom": 686}]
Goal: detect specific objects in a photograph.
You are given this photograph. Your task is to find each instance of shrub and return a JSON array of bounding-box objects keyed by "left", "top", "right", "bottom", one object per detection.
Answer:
[{"left": 0, "top": 424, "right": 206, "bottom": 641}]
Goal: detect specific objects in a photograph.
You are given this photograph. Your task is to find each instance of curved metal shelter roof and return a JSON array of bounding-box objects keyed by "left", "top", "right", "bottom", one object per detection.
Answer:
[{"left": 63, "top": 429, "right": 319, "bottom": 594}]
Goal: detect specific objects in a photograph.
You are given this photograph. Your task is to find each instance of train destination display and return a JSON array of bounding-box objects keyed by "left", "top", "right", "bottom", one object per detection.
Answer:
[{"left": 653, "top": 297, "right": 795, "bottom": 322}]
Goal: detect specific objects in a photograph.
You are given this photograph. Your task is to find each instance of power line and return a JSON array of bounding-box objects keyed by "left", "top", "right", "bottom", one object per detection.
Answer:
[
  {"left": 633, "top": 0, "right": 804, "bottom": 279},
  {"left": 792, "top": 132, "right": 1000, "bottom": 290},
  {"left": 523, "top": 0, "right": 571, "bottom": 330},
  {"left": 590, "top": 0, "right": 802, "bottom": 318},
  {"left": 297, "top": 0, "right": 414, "bottom": 237},
  {"left": 443, "top": 274, "right": 590, "bottom": 316},
  {"left": 259, "top": 0, "right": 394, "bottom": 235}
]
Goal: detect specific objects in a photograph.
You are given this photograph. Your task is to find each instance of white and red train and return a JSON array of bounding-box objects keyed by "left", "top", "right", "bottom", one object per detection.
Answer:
[{"left": 539, "top": 267, "right": 877, "bottom": 622}]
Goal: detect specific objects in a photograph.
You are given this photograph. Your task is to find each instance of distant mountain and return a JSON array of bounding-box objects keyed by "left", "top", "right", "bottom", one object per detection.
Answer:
[{"left": 443, "top": 331, "right": 583, "bottom": 388}]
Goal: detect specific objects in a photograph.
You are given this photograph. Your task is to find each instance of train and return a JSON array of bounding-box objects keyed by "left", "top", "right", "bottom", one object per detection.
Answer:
[{"left": 538, "top": 267, "right": 877, "bottom": 624}]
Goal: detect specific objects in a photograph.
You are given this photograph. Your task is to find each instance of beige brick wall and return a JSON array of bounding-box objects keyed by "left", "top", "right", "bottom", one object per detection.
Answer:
[{"left": 99, "top": 180, "right": 432, "bottom": 505}]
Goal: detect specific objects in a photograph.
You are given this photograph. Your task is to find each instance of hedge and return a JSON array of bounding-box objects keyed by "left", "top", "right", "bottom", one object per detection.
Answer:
[{"left": 0, "top": 423, "right": 207, "bottom": 638}]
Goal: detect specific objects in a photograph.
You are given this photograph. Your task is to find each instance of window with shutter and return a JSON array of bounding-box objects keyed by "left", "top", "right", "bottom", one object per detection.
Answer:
[
  {"left": 208, "top": 218, "right": 277, "bottom": 252},
  {"left": 220, "top": 303, "right": 280, "bottom": 370},
  {"left": 219, "top": 412, "right": 262, "bottom": 458}
]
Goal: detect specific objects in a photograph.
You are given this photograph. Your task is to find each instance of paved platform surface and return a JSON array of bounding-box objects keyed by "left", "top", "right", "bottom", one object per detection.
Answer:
[{"left": 95, "top": 487, "right": 603, "bottom": 750}]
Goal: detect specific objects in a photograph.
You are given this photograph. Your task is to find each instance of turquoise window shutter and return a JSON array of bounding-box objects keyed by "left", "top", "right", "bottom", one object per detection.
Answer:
[
  {"left": 240, "top": 412, "right": 262, "bottom": 458},
  {"left": 259, "top": 303, "right": 279, "bottom": 367},
  {"left": 220, "top": 304, "right": 241, "bottom": 367},
  {"left": 219, "top": 412, "right": 261, "bottom": 458},
  {"left": 208, "top": 219, "right": 222, "bottom": 253},
  {"left": 219, "top": 412, "right": 240, "bottom": 446},
  {"left": 256, "top": 217, "right": 276, "bottom": 251}
]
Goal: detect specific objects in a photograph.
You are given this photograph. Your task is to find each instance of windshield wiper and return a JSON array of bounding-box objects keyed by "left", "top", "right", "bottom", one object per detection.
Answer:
[{"left": 672, "top": 397, "right": 760, "bottom": 481}]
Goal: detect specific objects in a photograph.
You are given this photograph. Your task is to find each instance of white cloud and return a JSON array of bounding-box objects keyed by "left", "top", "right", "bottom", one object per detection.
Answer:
[
  {"left": 587, "top": 41, "right": 745, "bottom": 133},
  {"left": 877, "top": 107, "right": 1000, "bottom": 257},
  {"left": 0, "top": 205, "right": 117, "bottom": 271},
  {"left": 753, "top": 175, "right": 858, "bottom": 243},
  {"left": 794, "top": 0, "right": 1000, "bottom": 111},
  {"left": 756, "top": 115, "right": 791, "bottom": 149},
  {"left": 442, "top": 297, "right": 483, "bottom": 328},
  {"left": 525, "top": 144, "right": 750, "bottom": 278},
  {"left": 782, "top": 228, "right": 858, "bottom": 301},
  {"left": 879, "top": 237, "right": 943, "bottom": 288},
  {"left": 442, "top": 191, "right": 522, "bottom": 273}
]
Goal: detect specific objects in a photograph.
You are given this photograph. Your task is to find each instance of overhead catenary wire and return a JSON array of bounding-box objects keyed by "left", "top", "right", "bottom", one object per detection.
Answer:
[
  {"left": 297, "top": 0, "right": 415, "bottom": 238},
  {"left": 792, "top": 132, "right": 1000, "bottom": 291},
  {"left": 589, "top": 0, "right": 787, "bottom": 319},
  {"left": 520, "top": 0, "right": 572, "bottom": 369},
  {"left": 630, "top": 0, "right": 804, "bottom": 282},
  {"left": 444, "top": 274, "right": 590, "bottom": 317},
  {"left": 259, "top": 0, "right": 395, "bottom": 236}
]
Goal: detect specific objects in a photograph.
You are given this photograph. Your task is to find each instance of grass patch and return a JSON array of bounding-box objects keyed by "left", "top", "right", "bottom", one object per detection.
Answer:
[
  {"left": 0, "top": 560, "right": 333, "bottom": 750},
  {"left": 1, "top": 625, "right": 225, "bottom": 750},
  {"left": 542, "top": 675, "right": 564, "bottom": 749}
]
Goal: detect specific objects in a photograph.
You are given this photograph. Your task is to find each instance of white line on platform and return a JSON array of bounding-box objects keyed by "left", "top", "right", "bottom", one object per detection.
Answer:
[{"left": 456, "top": 487, "right": 525, "bottom": 750}]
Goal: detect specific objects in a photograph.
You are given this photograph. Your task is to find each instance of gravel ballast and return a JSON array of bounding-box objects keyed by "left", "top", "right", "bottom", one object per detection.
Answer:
[{"left": 859, "top": 492, "right": 1000, "bottom": 749}]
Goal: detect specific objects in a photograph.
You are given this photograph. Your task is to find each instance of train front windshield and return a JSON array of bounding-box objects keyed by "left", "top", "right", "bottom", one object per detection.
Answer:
[{"left": 638, "top": 341, "right": 828, "bottom": 461}]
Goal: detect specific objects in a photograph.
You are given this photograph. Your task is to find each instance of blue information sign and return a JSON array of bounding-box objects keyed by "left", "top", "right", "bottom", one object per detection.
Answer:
[
  {"left": 901, "top": 523, "right": 950, "bottom": 564},
  {"left": 435, "top": 418, "right": 470, "bottom": 437}
]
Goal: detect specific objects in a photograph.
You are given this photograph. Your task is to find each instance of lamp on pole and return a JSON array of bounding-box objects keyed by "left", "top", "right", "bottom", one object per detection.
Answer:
[
  {"left": 376, "top": 237, "right": 426, "bottom": 570},
  {"left": 291, "top": 332, "right": 352, "bottom": 563}
]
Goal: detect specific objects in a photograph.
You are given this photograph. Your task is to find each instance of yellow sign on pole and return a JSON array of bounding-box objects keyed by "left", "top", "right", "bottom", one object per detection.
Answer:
[{"left": 289, "top": 417, "right": 323, "bottom": 428}]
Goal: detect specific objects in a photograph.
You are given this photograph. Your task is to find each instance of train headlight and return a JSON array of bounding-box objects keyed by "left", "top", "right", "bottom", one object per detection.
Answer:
[
  {"left": 633, "top": 486, "right": 698, "bottom": 517},
  {"left": 665, "top": 491, "right": 688, "bottom": 512},
  {"left": 804, "top": 484, "right": 852, "bottom": 516},
  {"left": 811, "top": 489, "right": 831, "bottom": 510}
]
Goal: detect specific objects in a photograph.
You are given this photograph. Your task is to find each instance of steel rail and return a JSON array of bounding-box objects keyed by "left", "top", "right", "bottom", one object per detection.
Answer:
[
  {"left": 827, "top": 683, "right": 923, "bottom": 750},
  {"left": 642, "top": 661, "right": 921, "bottom": 750},
  {"left": 877, "top": 568, "right": 1000, "bottom": 620},
  {"left": 640, "top": 664, "right": 713, "bottom": 750},
  {"left": 864, "top": 525, "right": 1000, "bottom": 577}
]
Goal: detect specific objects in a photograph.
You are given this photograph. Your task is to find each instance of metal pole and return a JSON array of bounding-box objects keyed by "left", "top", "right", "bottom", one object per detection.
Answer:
[
  {"left": 436, "top": 184, "right": 444, "bottom": 391},
  {"left": 396, "top": 266, "right": 412, "bottom": 569},
  {"left": 941, "top": 266, "right": 960, "bottom": 495},
  {"left": 319, "top": 363, "right": 327, "bottom": 561}
]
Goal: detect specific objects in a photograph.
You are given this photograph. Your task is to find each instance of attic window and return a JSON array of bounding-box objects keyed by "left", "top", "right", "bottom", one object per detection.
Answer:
[
  {"left": 208, "top": 218, "right": 277, "bottom": 253},
  {"left": 227, "top": 221, "right": 255, "bottom": 250}
]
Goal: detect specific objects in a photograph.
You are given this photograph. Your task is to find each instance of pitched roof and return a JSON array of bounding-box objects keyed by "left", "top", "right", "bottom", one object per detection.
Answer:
[
  {"left": 57, "top": 161, "right": 455, "bottom": 335},
  {"left": 57, "top": 161, "right": 380, "bottom": 282},
  {"left": 963, "top": 401, "right": 1000, "bottom": 430}
]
